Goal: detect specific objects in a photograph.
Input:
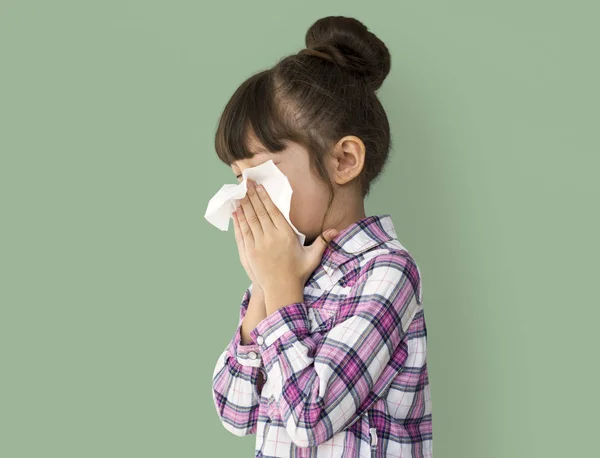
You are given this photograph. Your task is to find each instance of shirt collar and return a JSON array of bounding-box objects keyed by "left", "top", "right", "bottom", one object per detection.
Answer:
[{"left": 321, "top": 214, "right": 397, "bottom": 277}]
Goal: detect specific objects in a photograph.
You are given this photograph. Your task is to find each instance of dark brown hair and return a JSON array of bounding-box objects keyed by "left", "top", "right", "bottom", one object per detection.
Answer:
[{"left": 214, "top": 16, "right": 392, "bottom": 230}]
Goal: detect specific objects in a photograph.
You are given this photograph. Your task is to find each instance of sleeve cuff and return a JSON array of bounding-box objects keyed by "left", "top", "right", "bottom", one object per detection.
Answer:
[
  {"left": 226, "top": 322, "right": 262, "bottom": 368},
  {"left": 249, "top": 302, "right": 311, "bottom": 365},
  {"left": 226, "top": 285, "right": 262, "bottom": 368}
]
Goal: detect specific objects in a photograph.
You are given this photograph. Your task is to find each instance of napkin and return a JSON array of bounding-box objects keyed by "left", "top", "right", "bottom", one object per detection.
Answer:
[{"left": 204, "top": 159, "right": 306, "bottom": 246}]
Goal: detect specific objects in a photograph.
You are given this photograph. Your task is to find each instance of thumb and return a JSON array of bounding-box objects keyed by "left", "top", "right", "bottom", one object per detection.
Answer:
[
  {"left": 323, "top": 229, "right": 339, "bottom": 243},
  {"left": 305, "top": 229, "right": 339, "bottom": 274},
  {"left": 313, "top": 229, "right": 339, "bottom": 252}
]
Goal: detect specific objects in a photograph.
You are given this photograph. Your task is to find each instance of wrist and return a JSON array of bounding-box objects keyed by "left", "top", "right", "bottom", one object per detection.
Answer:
[
  {"left": 252, "top": 282, "right": 264, "bottom": 297},
  {"left": 264, "top": 283, "right": 304, "bottom": 314}
]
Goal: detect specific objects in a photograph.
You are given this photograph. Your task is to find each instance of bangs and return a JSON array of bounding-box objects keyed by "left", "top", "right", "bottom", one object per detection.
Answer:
[{"left": 214, "top": 70, "right": 298, "bottom": 166}]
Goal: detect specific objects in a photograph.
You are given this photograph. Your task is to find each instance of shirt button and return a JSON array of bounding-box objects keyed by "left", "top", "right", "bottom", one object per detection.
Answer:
[
  {"left": 248, "top": 351, "right": 258, "bottom": 360},
  {"left": 256, "top": 335, "right": 264, "bottom": 345}
]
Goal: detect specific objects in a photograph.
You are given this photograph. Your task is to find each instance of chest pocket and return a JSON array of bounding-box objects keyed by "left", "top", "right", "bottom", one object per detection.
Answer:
[
  {"left": 304, "top": 286, "right": 338, "bottom": 333},
  {"left": 307, "top": 307, "right": 337, "bottom": 333}
]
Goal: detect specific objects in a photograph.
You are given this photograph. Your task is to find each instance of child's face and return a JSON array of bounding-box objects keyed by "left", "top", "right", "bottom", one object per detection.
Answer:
[{"left": 231, "top": 139, "right": 335, "bottom": 246}]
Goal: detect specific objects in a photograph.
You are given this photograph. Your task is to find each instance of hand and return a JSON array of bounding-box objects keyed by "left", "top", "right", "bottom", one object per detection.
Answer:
[
  {"left": 232, "top": 202, "right": 260, "bottom": 288},
  {"left": 233, "top": 179, "right": 339, "bottom": 294}
]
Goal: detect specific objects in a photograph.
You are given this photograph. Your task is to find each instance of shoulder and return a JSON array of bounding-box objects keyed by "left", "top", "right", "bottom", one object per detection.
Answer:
[
  {"left": 353, "top": 243, "right": 423, "bottom": 305},
  {"left": 332, "top": 246, "right": 424, "bottom": 332}
]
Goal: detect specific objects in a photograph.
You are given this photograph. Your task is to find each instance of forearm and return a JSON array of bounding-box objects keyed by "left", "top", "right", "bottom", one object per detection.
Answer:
[{"left": 240, "top": 285, "right": 267, "bottom": 345}]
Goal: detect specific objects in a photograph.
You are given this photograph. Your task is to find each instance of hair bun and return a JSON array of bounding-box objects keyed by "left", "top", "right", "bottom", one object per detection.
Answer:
[{"left": 303, "top": 16, "right": 391, "bottom": 91}]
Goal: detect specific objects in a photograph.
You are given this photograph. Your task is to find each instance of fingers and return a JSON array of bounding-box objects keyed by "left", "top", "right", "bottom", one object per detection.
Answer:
[
  {"left": 235, "top": 201, "right": 255, "bottom": 248},
  {"left": 232, "top": 209, "right": 245, "bottom": 252},
  {"left": 253, "top": 180, "right": 287, "bottom": 230},
  {"left": 246, "top": 180, "right": 274, "bottom": 232},
  {"left": 239, "top": 181, "right": 264, "bottom": 240}
]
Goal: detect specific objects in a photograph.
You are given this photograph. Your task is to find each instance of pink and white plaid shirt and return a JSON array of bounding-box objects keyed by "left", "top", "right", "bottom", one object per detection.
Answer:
[{"left": 212, "top": 214, "right": 433, "bottom": 457}]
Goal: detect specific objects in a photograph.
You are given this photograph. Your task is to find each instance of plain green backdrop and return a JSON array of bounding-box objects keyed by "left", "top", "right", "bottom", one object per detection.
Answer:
[{"left": 1, "top": 1, "right": 598, "bottom": 457}]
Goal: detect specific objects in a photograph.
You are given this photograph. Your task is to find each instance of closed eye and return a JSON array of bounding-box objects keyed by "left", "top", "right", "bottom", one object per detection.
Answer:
[{"left": 235, "top": 162, "right": 279, "bottom": 181}]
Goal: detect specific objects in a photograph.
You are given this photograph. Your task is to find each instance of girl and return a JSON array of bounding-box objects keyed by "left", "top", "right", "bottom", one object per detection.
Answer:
[{"left": 211, "top": 16, "right": 432, "bottom": 458}]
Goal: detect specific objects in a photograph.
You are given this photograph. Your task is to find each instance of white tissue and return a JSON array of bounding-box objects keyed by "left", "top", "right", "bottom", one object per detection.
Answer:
[{"left": 204, "top": 160, "right": 306, "bottom": 246}]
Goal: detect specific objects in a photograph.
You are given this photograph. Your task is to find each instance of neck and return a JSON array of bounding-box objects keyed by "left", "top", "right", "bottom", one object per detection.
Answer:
[{"left": 333, "top": 208, "right": 366, "bottom": 233}]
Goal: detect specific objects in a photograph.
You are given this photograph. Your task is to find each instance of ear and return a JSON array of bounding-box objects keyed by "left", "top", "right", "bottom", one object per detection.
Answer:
[{"left": 330, "top": 136, "right": 366, "bottom": 186}]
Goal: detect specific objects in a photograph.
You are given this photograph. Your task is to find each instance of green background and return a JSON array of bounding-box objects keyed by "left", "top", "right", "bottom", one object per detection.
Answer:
[{"left": 1, "top": 1, "right": 598, "bottom": 457}]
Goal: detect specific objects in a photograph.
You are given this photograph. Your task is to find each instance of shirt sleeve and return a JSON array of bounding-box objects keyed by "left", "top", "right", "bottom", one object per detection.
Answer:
[
  {"left": 212, "top": 282, "right": 265, "bottom": 436},
  {"left": 248, "top": 252, "right": 423, "bottom": 448}
]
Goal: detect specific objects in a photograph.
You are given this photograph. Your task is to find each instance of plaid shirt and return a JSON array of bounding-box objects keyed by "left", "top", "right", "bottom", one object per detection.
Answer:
[{"left": 212, "top": 214, "right": 433, "bottom": 457}]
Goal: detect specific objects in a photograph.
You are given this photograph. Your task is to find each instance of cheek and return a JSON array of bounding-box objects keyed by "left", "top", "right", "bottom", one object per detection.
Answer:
[
  {"left": 288, "top": 188, "right": 311, "bottom": 229},
  {"left": 289, "top": 182, "right": 328, "bottom": 229},
  {"left": 289, "top": 191, "right": 305, "bottom": 225}
]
